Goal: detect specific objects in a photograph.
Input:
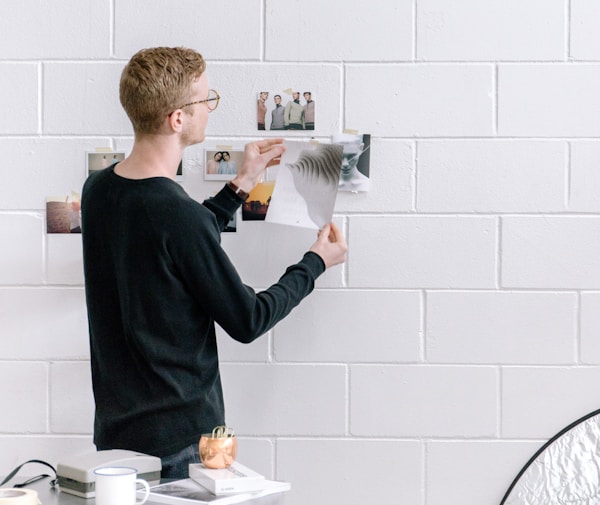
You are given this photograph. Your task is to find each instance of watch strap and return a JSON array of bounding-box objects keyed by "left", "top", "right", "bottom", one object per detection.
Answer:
[{"left": 226, "top": 180, "right": 250, "bottom": 200}]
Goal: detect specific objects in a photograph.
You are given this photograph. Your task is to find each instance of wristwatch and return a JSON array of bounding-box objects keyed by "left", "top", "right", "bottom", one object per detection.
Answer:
[{"left": 226, "top": 180, "right": 250, "bottom": 200}]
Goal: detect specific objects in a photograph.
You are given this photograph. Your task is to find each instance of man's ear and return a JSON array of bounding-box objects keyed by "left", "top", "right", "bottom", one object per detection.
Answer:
[{"left": 167, "top": 109, "right": 184, "bottom": 133}]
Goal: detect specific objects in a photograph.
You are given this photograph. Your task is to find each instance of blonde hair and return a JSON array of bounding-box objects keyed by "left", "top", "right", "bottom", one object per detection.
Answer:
[{"left": 119, "top": 47, "right": 206, "bottom": 134}]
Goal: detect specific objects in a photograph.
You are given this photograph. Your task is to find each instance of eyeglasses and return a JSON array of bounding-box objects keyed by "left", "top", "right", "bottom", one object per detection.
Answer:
[{"left": 175, "top": 89, "right": 220, "bottom": 113}]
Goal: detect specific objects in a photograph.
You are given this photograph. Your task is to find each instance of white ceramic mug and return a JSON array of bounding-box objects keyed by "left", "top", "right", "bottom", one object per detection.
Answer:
[{"left": 94, "top": 466, "right": 150, "bottom": 505}]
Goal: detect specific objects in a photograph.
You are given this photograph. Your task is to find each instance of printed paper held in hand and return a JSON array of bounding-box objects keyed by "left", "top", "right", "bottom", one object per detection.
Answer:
[{"left": 266, "top": 140, "right": 343, "bottom": 230}]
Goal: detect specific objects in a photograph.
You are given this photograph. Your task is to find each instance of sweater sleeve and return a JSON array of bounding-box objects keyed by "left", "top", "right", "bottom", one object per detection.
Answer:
[
  {"left": 202, "top": 184, "right": 244, "bottom": 231},
  {"left": 170, "top": 197, "right": 325, "bottom": 343}
]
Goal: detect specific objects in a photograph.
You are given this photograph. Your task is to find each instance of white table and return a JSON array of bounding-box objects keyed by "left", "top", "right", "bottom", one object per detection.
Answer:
[{"left": 23, "top": 477, "right": 287, "bottom": 505}]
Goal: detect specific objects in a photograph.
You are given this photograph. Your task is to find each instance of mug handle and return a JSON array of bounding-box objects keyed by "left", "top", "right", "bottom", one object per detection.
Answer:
[{"left": 135, "top": 478, "right": 151, "bottom": 505}]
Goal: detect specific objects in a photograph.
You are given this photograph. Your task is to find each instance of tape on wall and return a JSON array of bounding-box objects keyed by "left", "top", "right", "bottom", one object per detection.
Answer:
[{"left": 0, "top": 489, "right": 39, "bottom": 505}]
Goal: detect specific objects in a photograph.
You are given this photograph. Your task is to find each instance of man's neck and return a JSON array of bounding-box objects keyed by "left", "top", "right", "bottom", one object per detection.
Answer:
[{"left": 115, "top": 134, "right": 184, "bottom": 180}]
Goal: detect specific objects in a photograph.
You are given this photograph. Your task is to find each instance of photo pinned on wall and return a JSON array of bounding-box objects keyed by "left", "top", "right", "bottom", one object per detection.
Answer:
[
  {"left": 265, "top": 140, "right": 343, "bottom": 230},
  {"left": 257, "top": 89, "right": 315, "bottom": 132},
  {"left": 204, "top": 148, "right": 243, "bottom": 181},
  {"left": 223, "top": 211, "right": 238, "bottom": 233},
  {"left": 87, "top": 151, "right": 125, "bottom": 177},
  {"left": 332, "top": 132, "right": 371, "bottom": 193},
  {"left": 46, "top": 191, "right": 81, "bottom": 234},
  {"left": 241, "top": 160, "right": 281, "bottom": 222}
]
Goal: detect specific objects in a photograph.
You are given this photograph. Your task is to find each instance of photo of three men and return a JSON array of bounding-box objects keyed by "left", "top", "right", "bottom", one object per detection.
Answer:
[{"left": 257, "top": 90, "right": 315, "bottom": 131}]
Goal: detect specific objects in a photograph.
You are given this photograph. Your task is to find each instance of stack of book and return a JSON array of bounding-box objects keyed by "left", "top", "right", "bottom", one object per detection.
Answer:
[
  {"left": 140, "top": 462, "right": 290, "bottom": 505},
  {"left": 189, "top": 462, "right": 266, "bottom": 495}
]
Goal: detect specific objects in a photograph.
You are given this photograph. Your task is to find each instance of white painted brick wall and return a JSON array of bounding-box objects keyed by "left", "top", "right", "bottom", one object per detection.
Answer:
[
  {"left": 0, "top": 438, "right": 95, "bottom": 474},
  {"left": 0, "top": 288, "right": 88, "bottom": 359},
  {"left": 348, "top": 216, "right": 497, "bottom": 288},
  {"left": 570, "top": 141, "right": 600, "bottom": 211},
  {"left": 277, "top": 439, "right": 423, "bottom": 505},
  {"left": 499, "top": 64, "right": 600, "bottom": 137},
  {"left": 502, "top": 216, "right": 600, "bottom": 288},
  {"left": 350, "top": 365, "right": 497, "bottom": 437},
  {"left": 0, "top": 363, "right": 48, "bottom": 432},
  {"left": 570, "top": 0, "right": 600, "bottom": 61},
  {"left": 426, "top": 291, "right": 577, "bottom": 364},
  {"left": 114, "top": 0, "right": 262, "bottom": 60},
  {"left": 221, "top": 364, "right": 346, "bottom": 435},
  {"left": 0, "top": 2, "right": 109, "bottom": 59},
  {"left": 46, "top": 236, "right": 85, "bottom": 285},
  {"left": 417, "top": 0, "right": 565, "bottom": 61},
  {"left": 502, "top": 367, "right": 600, "bottom": 438},
  {"left": 346, "top": 64, "right": 495, "bottom": 137},
  {"left": 0, "top": 139, "right": 109, "bottom": 210},
  {"left": 581, "top": 292, "right": 600, "bottom": 363},
  {"left": 427, "top": 441, "right": 542, "bottom": 505},
  {"left": 0, "top": 64, "right": 39, "bottom": 134},
  {"left": 44, "top": 63, "right": 130, "bottom": 135},
  {"left": 417, "top": 140, "right": 567, "bottom": 213},
  {"left": 50, "top": 362, "right": 94, "bottom": 434},
  {"left": 273, "top": 290, "right": 422, "bottom": 362},
  {"left": 0, "top": 215, "right": 44, "bottom": 284},
  {"left": 266, "top": 0, "right": 414, "bottom": 62},
  {"left": 1, "top": 1, "right": 599, "bottom": 504}
]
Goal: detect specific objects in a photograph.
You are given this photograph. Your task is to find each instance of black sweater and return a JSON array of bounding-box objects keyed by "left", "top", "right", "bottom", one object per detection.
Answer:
[{"left": 81, "top": 165, "right": 325, "bottom": 457}]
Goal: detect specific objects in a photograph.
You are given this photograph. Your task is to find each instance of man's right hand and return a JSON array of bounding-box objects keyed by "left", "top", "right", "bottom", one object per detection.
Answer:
[
  {"left": 310, "top": 222, "right": 348, "bottom": 269},
  {"left": 231, "top": 138, "right": 285, "bottom": 193}
]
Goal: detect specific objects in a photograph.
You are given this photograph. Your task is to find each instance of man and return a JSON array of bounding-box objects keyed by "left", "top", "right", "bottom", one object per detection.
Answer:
[
  {"left": 81, "top": 47, "right": 347, "bottom": 479},
  {"left": 303, "top": 91, "right": 315, "bottom": 130},
  {"left": 284, "top": 91, "right": 304, "bottom": 130},
  {"left": 333, "top": 132, "right": 370, "bottom": 192},
  {"left": 270, "top": 94, "right": 285, "bottom": 130},
  {"left": 257, "top": 91, "right": 268, "bottom": 130}
]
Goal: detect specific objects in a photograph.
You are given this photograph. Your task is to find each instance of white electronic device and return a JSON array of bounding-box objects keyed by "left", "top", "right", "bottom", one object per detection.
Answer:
[{"left": 56, "top": 449, "right": 162, "bottom": 498}]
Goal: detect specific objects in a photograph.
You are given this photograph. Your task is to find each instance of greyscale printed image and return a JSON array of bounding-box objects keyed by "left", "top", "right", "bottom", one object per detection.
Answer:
[
  {"left": 332, "top": 132, "right": 371, "bottom": 192},
  {"left": 266, "top": 141, "right": 343, "bottom": 230}
]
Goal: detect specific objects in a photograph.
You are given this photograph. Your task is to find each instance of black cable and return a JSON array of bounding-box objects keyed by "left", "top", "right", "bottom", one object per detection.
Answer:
[{"left": 0, "top": 459, "right": 58, "bottom": 488}]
